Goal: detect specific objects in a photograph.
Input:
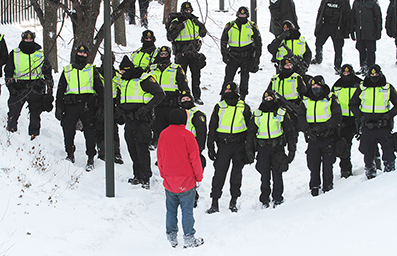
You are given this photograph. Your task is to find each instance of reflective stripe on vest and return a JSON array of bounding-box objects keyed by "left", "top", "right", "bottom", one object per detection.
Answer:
[
  {"left": 64, "top": 64, "right": 96, "bottom": 95},
  {"left": 271, "top": 73, "right": 300, "bottom": 100},
  {"left": 13, "top": 48, "right": 44, "bottom": 80},
  {"left": 303, "top": 93, "right": 333, "bottom": 123},
  {"left": 254, "top": 108, "right": 285, "bottom": 139},
  {"left": 130, "top": 47, "right": 152, "bottom": 69},
  {"left": 0, "top": 34, "right": 3, "bottom": 42},
  {"left": 227, "top": 22, "right": 254, "bottom": 47},
  {"left": 334, "top": 86, "right": 356, "bottom": 116},
  {"left": 100, "top": 73, "right": 119, "bottom": 99},
  {"left": 186, "top": 107, "right": 205, "bottom": 137},
  {"left": 359, "top": 83, "right": 390, "bottom": 114},
  {"left": 276, "top": 37, "right": 306, "bottom": 60},
  {"left": 116, "top": 73, "right": 154, "bottom": 104},
  {"left": 216, "top": 100, "right": 247, "bottom": 134},
  {"left": 174, "top": 19, "right": 201, "bottom": 41},
  {"left": 149, "top": 63, "right": 179, "bottom": 92}
]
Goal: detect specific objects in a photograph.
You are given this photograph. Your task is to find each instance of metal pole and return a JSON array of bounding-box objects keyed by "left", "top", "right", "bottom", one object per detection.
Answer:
[
  {"left": 215, "top": 0, "right": 228, "bottom": 12},
  {"left": 251, "top": 0, "right": 257, "bottom": 24},
  {"left": 104, "top": 0, "right": 115, "bottom": 197}
]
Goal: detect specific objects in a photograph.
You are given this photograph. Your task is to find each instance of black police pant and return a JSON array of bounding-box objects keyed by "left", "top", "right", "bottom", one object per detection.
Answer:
[
  {"left": 222, "top": 57, "right": 251, "bottom": 96},
  {"left": 96, "top": 122, "right": 121, "bottom": 158},
  {"left": 255, "top": 145, "right": 284, "bottom": 203},
  {"left": 61, "top": 103, "right": 97, "bottom": 158},
  {"left": 315, "top": 23, "right": 344, "bottom": 68},
  {"left": 124, "top": 118, "right": 152, "bottom": 182},
  {"left": 356, "top": 40, "right": 376, "bottom": 68},
  {"left": 338, "top": 124, "right": 356, "bottom": 173},
  {"left": 359, "top": 127, "right": 395, "bottom": 169},
  {"left": 7, "top": 89, "right": 43, "bottom": 136},
  {"left": 128, "top": 0, "right": 149, "bottom": 25},
  {"left": 210, "top": 141, "right": 245, "bottom": 199},
  {"left": 153, "top": 105, "right": 178, "bottom": 142},
  {"left": 176, "top": 52, "right": 202, "bottom": 99},
  {"left": 306, "top": 136, "right": 336, "bottom": 191}
]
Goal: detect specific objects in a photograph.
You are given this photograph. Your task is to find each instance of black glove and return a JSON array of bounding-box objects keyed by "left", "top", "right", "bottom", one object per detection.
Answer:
[
  {"left": 208, "top": 144, "right": 217, "bottom": 161},
  {"left": 55, "top": 107, "right": 64, "bottom": 121},
  {"left": 350, "top": 32, "right": 356, "bottom": 41},
  {"left": 287, "top": 151, "right": 295, "bottom": 163},
  {"left": 246, "top": 151, "right": 255, "bottom": 164},
  {"left": 278, "top": 30, "right": 290, "bottom": 41},
  {"left": 95, "top": 107, "right": 104, "bottom": 122},
  {"left": 178, "top": 15, "right": 187, "bottom": 22},
  {"left": 222, "top": 54, "right": 230, "bottom": 64},
  {"left": 359, "top": 115, "right": 367, "bottom": 126},
  {"left": 137, "top": 105, "right": 150, "bottom": 118}
]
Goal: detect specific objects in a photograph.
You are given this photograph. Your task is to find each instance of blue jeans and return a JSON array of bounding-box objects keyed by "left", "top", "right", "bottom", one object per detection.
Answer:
[{"left": 165, "top": 187, "right": 196, "bottom": 237}]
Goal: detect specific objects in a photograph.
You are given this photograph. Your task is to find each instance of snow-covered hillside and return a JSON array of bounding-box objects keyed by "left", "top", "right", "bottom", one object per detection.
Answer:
[{"left": 1, "top": 0, "right": 397, "bottom": 255}]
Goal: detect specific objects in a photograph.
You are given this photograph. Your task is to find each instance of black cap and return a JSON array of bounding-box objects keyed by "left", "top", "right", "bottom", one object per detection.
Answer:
[
  {"left": 76, "top": 44, "right": 89, "bottom": 54},
  {"left": 236, "top": 6, "right": 249, "bottom": 17},
  {"left": 280, "top": 58, "right": 293, "bottom": 68},
  {"left": 181, "top": 2, "right": 193, "bottom": 12},
  {"left": 169, "top": 108, "right": 188, "bottom": 125},
  {"left": 141, "top": 30, "right": 156, "bottom": 42},
  {"left": 159, "top": 46, "right": 171, "bottom": 56},
  {"left": 119, "top": 55, "right": 134, "bottom": 71},
  {"left": 282, "top": 20, "right": 295, "bottom": 30},
  {"left": 262, "top": 90, "right": 275, "bottom": 101},
  {"left": 310, "top": 75, "right": 325, "bottom": 86},
  {"left": 222, "top": 81, "right": 238, "bottom": 94},
  {"left": 367, "top": 64, "right": 382, "bottom": 76},
  {"left": 178, "top": 91, "right": 194, "bottom": 104},
  {"left": 21, "top": 30, "right": 35, "bottom": 40},
  {"left": 341, "top": 64, "right": 354, "bottom": 76}
]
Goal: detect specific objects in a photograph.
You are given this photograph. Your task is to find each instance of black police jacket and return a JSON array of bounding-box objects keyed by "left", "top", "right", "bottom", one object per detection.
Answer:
[
  {"left": 351, "top": 0, "right": 382, "bottom": 41},
  {"left": 314, "top": 0, "right": 351, "bottom": 39}
]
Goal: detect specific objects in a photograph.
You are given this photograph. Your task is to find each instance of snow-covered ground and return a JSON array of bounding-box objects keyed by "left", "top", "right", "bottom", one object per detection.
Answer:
[{"left": 1, "top": 0, "right": 397, "bottom": 255}]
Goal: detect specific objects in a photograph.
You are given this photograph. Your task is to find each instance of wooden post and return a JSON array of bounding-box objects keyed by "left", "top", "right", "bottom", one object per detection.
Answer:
[
  {"left": 43, "top": 0, "right": 58, "bottom": 72},
  {"left": 113, "top": 0, "right": 126, "bottom": 46}
]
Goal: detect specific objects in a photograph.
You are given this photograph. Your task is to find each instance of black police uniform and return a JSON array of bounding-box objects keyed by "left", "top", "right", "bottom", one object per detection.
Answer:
[
  {"left": 246, "top": 91, "right": 297, "bottom": 207},
  {"left": 207, "top": 83, "right": 251, "bottom": 213},
  {"left": 220, "top": 7, "right": 262, "bottom": 100},
  {"left": 312, "top": 0, "right": 351, "bottom": 71},
  {"left": 5, "top": 32, "right": 53, "bottom": 138},
  {"left": 167, "top": 2, "right": 207, "bottom": 103},
  {"left": 55, "top": 49, "right": 103, "bottom": 164},
  {"left": 331, "top": 64, "right": 362, "bottom": 178},
  {"left": 0, "top": 33, "right": 8, "bottom": 78},
  {"left": 117, "top": 57, "right": 165, "bottom": 188},
  {"left": 298, "top": 76, "right": 342, "bottom": 195},
  {"left": 349, "top": 65, "right": 397, "bottom": 179},
  {"left": 386, "top": 0, "right": 397, "bottom": 64},
  {"left": 351, "top": 0, "right": 382, "bottom": 73},
  {"left": 269, "top": 0, "right": 300, "bottom": 36}
]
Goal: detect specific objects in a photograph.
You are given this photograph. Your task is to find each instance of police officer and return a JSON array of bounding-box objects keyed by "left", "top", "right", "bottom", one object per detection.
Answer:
[
  {"left": 266, "top": 57, "right": 306, "bottom": 132},
  {"left": 246, "top": 90, "right": 297, "bottom": 208},
  {"left": 127, "top": 0, "right": 149, "bottom": 28},
  {"left": 167, "top": 1, "right": 207, "bottom": 105},
  {"left": 386, "top": 0, "right": 397, "bottom": 64},
  {"left": 268, "top": 20, "right": 312, "bottom": 76},
  {"left": 179, "top": 91, "right": 207, "bottom": 207},
  {"left": 331, "top": 64, "right": 362, "bottom": 178},
  {"left": 148, "top": 46, "right": 190, "bottom": 146},
  {"left": 349, "top": 64, "right": 397, "bottom": 179},
  {"left": 0, "top": 33, "right": 8, "bottom": 82},
  {"left": 95, "top": 53, "right": 124, "bottom": 164},
  {"left": 206, "top": 81, "right": 251, "bottom": 214},
  {"left": 220, "top": 6, "right": 262, "bottom": 101},
  {"left": 131, "top": 30, "right": 157, "bottom": 71},
  {"left": 269, "top": 0, "right": 300, "bottom": 36},
  {"left": 116, "top": 56, "right": 165, "bottom": 190},
  {"left": 55, "top": 45, "right": 104, "bottom": 172},
  {"left": 351, "top": 0, "right": 382, "bottom": 75},
  {"left": 5, "top": 30, "right": 53, "bottom": 140},
  {"left": 311, "top": 0, "right": 351, "bottom": 74},
  {"left": 298, "top": 76, "right": 342, "bottom": 196}
]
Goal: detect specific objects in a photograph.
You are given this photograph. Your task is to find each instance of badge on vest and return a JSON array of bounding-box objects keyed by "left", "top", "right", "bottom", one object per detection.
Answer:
[
  {"left": 273, "top": 116, "right": 282, "bottom": 120},
  {"left": 379, "top": 89, "right": 388, "bottom": 93}
]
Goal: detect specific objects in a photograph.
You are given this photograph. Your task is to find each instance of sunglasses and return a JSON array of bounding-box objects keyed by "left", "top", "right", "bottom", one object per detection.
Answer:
[{"left": 159, "top": 52, "right": 169, "bottom": 57}]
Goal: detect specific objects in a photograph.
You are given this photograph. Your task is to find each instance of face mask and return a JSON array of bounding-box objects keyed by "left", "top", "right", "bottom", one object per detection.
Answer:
[
  {"left": 20, "top": 41, "right": 35, "bottom": 54},
  {"left": 281, "top": 68, "right": 293, "bottom": 77},
  {"left": 342, "top": 74, "right": 353, "bottom": 83},
  {"left": 142, "top": 40, "right": 154, "bottom": 48},
  {"left": 180, "top": 101, "right": 195, "bottom": 109},
  {"left": 312, "top": 87, "right": 322, "bottom": 97},
  {"left": 237, "top": 17, "right": 248, "bottom": 24},
  {"left": 74, "top": 55, "right": 88, "bottom": 67},
  {"left": 370, "top": 76, "right": 380, "bottom": 84}
]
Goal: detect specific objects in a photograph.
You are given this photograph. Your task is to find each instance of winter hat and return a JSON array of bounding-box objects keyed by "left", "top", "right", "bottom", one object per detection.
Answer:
[
  {"left": 367, "top": 64, "right": 382, "bottom": 77},
  {"left": 310, "top": 75, "right": 325, "bottom": 87},
  {"left": 21, "top": 30, "right": 35, "bottom": 40},
  {"left": 280, "top": 58, "right": 293, "bottom": 68},
  {"left": 141, "top": 30, "right": 156, "bottom": 43},
  {"left": 236, "top": 6, "right": 249, "bottom": 17},
  {"left": 159, "top": 46, "right": 171, "bottom": 58},
  {"left": 282, "top": 20, "right": 295, "bottom": 30},
  {"left": 169, "top": 108, "right": 188, "bottom": 125},
  {"left": 76, "top": 44, "right": 90, "bottom": 55},
  {"left": 340, "top": 64, "right": 354, "bottom": 75},
  {"left": 262, "top": 90, "right": 275, "bottom": 101},
  {"left": 119, "top": 55, "right": 134, "bottom": 70},
  {"left": 178, "top": 91, "right": 194, "bottom": 104},
  {"left": 181, "top": 2, "right": 193, "bottom": 12},
  {"left": 222, "top": 81, "right": 238, "bottom": 95}
]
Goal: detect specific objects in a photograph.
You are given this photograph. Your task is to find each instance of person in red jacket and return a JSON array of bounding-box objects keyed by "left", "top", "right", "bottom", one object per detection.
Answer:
[{"left": 157, "top": 108, "right": 204, "bottom": 249}]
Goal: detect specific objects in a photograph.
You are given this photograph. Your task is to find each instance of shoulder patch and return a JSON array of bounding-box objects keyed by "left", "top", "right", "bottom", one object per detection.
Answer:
[
  {"left": 199, "top": 115, "right": 206, "bottom": 122},
  {"left": 149, "top": 77, "right": 156, "bottom": 83}
]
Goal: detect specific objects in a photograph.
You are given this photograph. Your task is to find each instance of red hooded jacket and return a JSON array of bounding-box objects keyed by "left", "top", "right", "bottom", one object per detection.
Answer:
[{"left": 157, "top": 124, "right": 203, "bottom": 193}]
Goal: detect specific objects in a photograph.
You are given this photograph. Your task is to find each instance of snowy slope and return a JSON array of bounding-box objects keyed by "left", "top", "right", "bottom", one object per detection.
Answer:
[{"left": 1, "top": 0, "right": 397, "bottom": 255}]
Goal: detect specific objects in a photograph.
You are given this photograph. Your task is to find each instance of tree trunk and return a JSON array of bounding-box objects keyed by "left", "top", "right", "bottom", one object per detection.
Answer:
[
  {"left": 113, "top": 0, "right": 126, "bottom": 47},
  {"left": 43, "top": 0, "right": 58, "bottom": 72},
  {"left": 163, "top": 0, "right": 178, "bottom": 24}
]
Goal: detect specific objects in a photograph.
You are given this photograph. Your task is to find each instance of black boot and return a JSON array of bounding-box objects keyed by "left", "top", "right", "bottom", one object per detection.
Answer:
[
  {"left": 311, "top": 187, "right": 319, "bottom": 197},
  {"left": 365, "top": 164, "right": 377, "bottom": 180},
  {"left": 114, "top": 140, "right": 123, "bottom": 164},
  {"left": 206, "top": 198, "right": 219, "bottom": 214},
  {"left": 384, "top": 161, "right": 395, "bottom": 173},
  {"left": 86, "top": 157, "right": 94, "bottom": 172},
  {"left": 229, "top": 197, "right": 238, "bottom": 213},
  {"left": 341, "top": 169, "right": 352, "bottom": 179}
]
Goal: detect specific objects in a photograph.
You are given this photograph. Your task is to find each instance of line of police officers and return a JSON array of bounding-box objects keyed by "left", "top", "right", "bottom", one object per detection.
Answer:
[{"left": 2, "top": 2, "right": 396, "bottom": 212}]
